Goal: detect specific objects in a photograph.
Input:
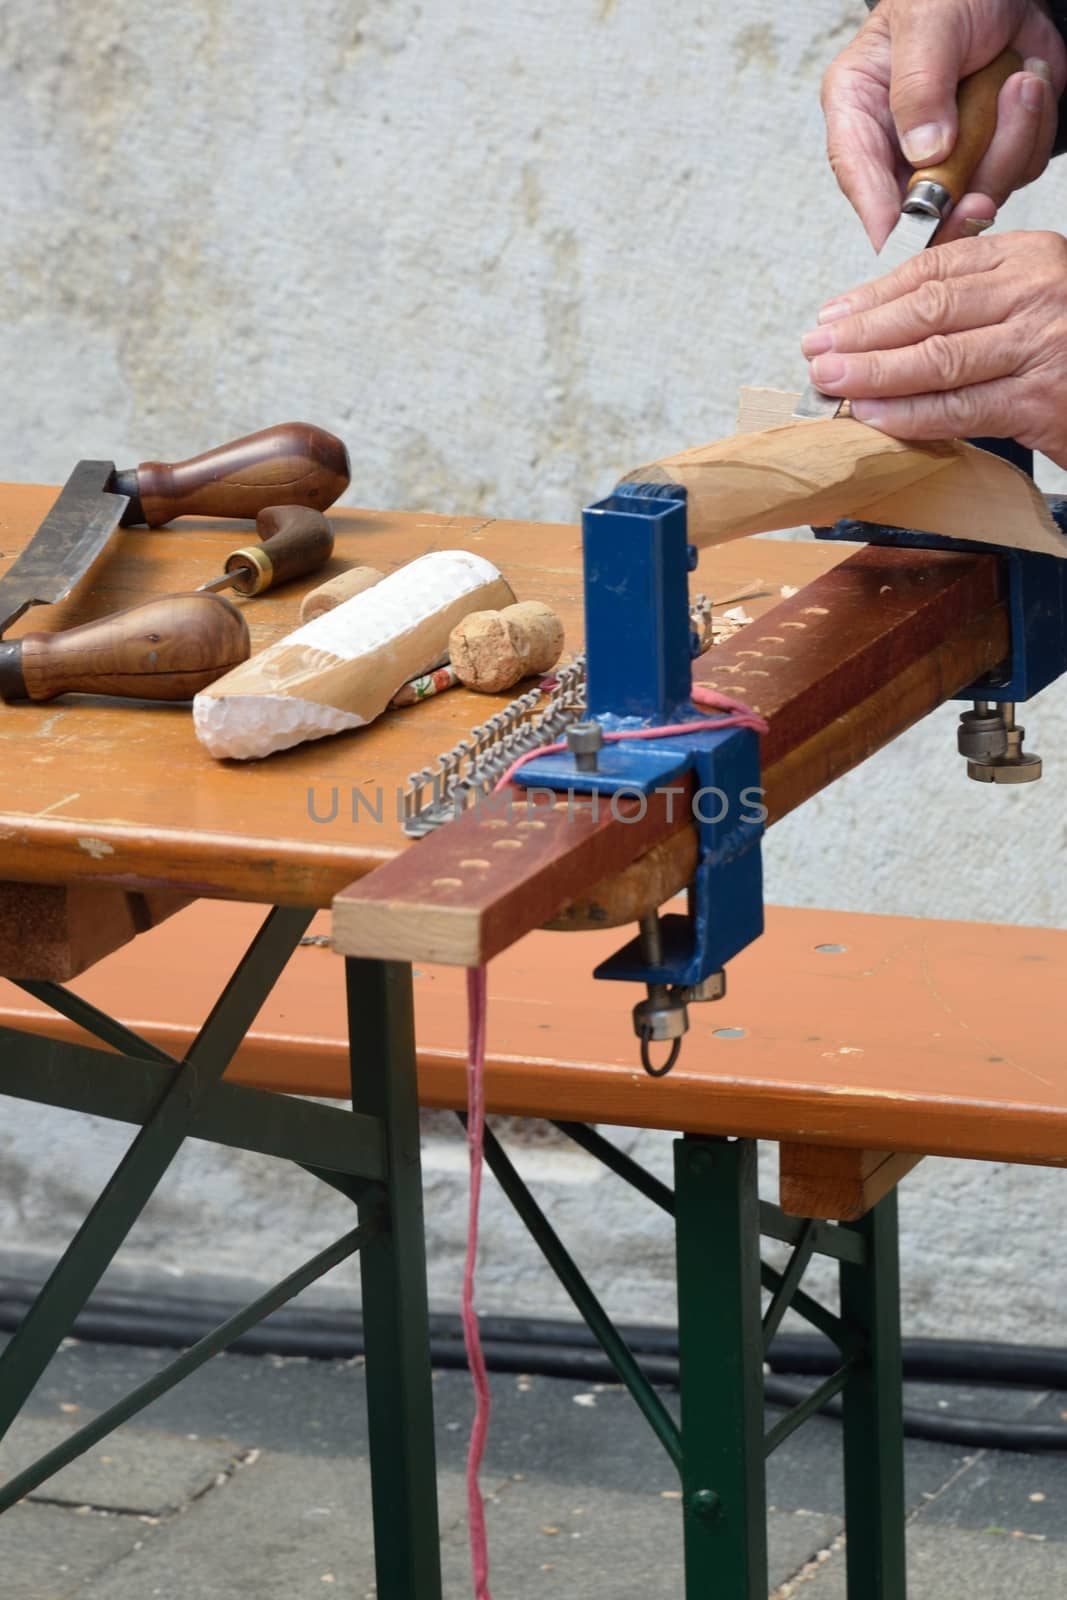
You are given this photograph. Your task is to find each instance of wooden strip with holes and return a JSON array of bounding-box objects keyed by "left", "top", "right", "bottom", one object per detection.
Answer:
[{"left": 333, "top": 545, "right": 1008, "bottom": 964}]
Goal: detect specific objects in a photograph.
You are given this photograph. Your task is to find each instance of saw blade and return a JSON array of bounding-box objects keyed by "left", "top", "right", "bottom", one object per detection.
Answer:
[{"left": 0, "top": 460, "right": 127, "bottom": 636}]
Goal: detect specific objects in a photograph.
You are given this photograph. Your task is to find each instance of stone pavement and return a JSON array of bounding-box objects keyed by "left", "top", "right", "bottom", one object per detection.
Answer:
[{"left": 1, "top": 1333, "right": 1066, "bottom": 1598}]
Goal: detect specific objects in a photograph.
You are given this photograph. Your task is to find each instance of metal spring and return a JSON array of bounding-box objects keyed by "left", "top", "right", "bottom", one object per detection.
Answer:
[{"left": 403, "top": 597, "right": 708, "bottom": 830}]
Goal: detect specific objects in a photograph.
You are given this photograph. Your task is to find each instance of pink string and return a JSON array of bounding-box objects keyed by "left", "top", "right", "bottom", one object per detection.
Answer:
[
  {"left": 463, "top": 963, "right": 492, "bottom": 1600},
  {"left": 462, "top": 685, "right": 765, "bottom": 1597},
  {"left": 492, "top": 683, "right": 768, "bottom": 796}
]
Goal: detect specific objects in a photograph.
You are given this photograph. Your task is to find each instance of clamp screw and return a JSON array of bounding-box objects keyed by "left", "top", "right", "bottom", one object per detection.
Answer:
[
  {"left": 957, "top": 705, "right": 1008, "bottom": 763},
  {"left": 566, "top": 719, "right": 604, "bottom": 773},
  {"left": 960, "top": 702, "right": 1042, "bottom": 784}
]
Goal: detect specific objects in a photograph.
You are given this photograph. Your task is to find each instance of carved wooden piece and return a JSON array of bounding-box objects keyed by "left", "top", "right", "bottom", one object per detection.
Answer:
[
  {"left": 194, "top": 551, "right": 515, "bottom": 760},
  {"left": 334, "top": 546, "right": 1008, "bottom": 962},
  {"left": 114, "top": 423, "right": 351, "bottom": 526},
  {"left": 626, "top": 405, "right": 1067, "bottom": 558},
  {"left": 0, "top": 592, "right": 250, "bottom": 702},
  {"left": 779, "top": 1145, "right": 925, "bottom": 1221}
]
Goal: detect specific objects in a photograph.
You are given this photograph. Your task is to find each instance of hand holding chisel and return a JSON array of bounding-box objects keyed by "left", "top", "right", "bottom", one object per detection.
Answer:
[{"left": 796, "top": 46, "right": 1022, "bottom": 418}]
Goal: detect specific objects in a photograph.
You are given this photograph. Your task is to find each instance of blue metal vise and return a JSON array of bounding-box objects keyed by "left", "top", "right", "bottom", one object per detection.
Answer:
[
  {"left": 517, "top": 483, "right": 764, "bottom": 1071},
  {"left": 816, "top": 439, "right": 1067, "bottom": 781}
]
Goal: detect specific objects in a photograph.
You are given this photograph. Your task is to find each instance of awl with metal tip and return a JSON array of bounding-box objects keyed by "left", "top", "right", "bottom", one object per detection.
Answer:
[
  {"left": 794, "top": 46, "right": 1022, "bottom": 419},
  {"left": 196, "top": 505, "right": 335, "bottom": 598},
  {"left": 0, "top": 424, "right": 350, "bottom": 637}
]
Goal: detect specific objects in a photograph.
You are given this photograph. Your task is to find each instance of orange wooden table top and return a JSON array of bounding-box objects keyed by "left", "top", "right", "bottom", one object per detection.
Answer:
[
  {"left": 3, "top": 898, "right": 1067, "bottom": 1163},
  {"left": 0, "top": 483, "right": 848, "bottom": 907}
]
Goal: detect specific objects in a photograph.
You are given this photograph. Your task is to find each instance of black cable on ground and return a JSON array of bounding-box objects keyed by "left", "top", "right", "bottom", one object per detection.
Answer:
[{"left": 2, "top": 1279, "right": 1064, "bottom": 1452}]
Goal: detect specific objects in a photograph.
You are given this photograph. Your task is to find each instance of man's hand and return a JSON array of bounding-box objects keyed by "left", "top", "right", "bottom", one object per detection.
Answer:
[
  {"left": 800, "top": 232, "right": 1067, "bottom": 465},
  {"left": 823, "top": 0, "right": 1066, "bottom": 248}
]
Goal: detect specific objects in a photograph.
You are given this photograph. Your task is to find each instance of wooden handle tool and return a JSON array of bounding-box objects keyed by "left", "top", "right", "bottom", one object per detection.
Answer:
[
  {"left": 907, "top": 48, "right": 1021, "bottom": 209},
  {"left": 0, "top": 593, "right": 250, "bottom": 703},
  {"left": 113, "top": 423, "right": 351, "bottom": 527},
  {"left": 198, "top": 506, "right": 334, "bottom": 598}
]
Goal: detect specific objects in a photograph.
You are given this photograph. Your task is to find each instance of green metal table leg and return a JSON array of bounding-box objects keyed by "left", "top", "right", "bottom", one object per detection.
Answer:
[
  {"left": 675, "top": 1135, "right": 768, "bottom": 1600},
  {"left": 347, "top": 957, "right": 441, "bottom": 1600},
  {"left": 0, "top": 904, "right": 312, "bottom": 1441},
  {"left": 840, "top": 1190, "right": 907, "bottom": 1599}
]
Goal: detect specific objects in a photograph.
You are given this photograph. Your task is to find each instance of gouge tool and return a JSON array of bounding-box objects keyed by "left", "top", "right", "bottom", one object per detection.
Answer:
[
  {"left": 0, "top": 423, "right": 350, "bottom": 637},
  {"left": 795, "top": 46, "right": 1022, "bottom": 419}
]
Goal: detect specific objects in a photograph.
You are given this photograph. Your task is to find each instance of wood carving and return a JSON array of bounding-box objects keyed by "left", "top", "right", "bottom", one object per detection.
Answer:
[
  {"left": 621, "top": 388, "right": 1067, "bottom": 558},
  {"left": 194, "top": 550, "right": 515, "bottom": 760}
]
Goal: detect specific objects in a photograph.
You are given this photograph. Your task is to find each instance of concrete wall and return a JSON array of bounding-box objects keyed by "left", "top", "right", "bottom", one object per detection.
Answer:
[{"left": 3, "top": 1, "right": 1067, "bottom": 1339}]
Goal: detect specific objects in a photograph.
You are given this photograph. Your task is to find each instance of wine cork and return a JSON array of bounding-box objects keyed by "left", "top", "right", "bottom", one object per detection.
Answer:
[
  {"left": 449, "top": 600, "right": 564, "bottom": 694},
  {"left": 300, "top": 565, "right": 384, "bottom": 622}
]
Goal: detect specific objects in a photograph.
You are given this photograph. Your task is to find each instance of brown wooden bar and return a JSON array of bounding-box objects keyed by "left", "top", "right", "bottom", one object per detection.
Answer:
[{"left": 334, "top": 545, "right": 1009, "bottom": 963}]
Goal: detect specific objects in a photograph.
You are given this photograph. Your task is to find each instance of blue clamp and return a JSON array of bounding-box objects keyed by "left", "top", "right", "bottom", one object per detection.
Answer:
[
  {"left": 815, "top": 440, "right": 1067, "bottom": 703},
  {"left": 517, "top": 483, "right": 764, "bottom": 992}
]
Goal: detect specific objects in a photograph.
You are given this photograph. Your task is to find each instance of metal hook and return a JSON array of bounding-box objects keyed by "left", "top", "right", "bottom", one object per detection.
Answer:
[{"left": 639, "top": 1031, "right": 684, "bottom": 1078}]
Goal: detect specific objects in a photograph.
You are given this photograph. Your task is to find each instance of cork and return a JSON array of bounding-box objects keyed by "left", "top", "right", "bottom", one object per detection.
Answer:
[{"left": 448, "top": 599, "right": 564, "bottom": 693}]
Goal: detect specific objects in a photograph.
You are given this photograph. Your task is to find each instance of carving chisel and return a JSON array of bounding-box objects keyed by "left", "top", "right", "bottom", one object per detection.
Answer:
[
  {"left": 794, "top": 46, "right": 1022, "bottom": 419},
  {"left": 0, "top": 423, "right": 350, "bottom": 637}
]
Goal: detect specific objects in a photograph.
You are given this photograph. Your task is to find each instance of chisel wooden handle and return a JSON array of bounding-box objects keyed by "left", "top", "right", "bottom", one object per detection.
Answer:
[
  {"left": 907, "top": 47, "right": 1022, "bottom": 208},
  {"left": 221, "top": 507, "right": 335, "bottom": 596},
  {"left": 0, "top": 593, "right": 250, "bottom": 702},
  {"left": 114, "top": 423, "right": 351, "bottom": 527}
]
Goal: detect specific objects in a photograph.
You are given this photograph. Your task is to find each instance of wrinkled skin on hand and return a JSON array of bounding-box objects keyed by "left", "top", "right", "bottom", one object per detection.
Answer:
[
  {"left": 822, "top": 0, "right": 1066, "bottom": 246},
  {"left": 801, "top": 231, "right": 1067, "bottom": 467}
]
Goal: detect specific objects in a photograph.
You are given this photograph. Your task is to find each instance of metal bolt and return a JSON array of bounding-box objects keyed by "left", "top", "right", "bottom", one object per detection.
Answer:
[
  {"left": 963, "top": 703, "right": 1042, "bottom": 784},
  {"left": 633, "top": 986, "right": 689, "bottom": 1043},
  {"left": 566, "top": 720, "right": 604, "bottom": 773},
  {"left": 688, "top": 1489, "right": 722, "bottom": 1522},
  {"left": 957, "top": 703, "right": 1008, "bottom": 762}
]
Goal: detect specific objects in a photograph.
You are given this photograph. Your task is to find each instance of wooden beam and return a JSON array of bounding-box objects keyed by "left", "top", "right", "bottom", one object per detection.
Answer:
[
  {"left": 333, "top": 545, "right": 1009, "bottom": 962},
  {"left": 779, "top": 1145, "right": 924, "bottom": 1222}
]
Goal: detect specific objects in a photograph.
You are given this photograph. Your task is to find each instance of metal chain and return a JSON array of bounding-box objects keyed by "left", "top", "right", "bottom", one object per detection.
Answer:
[{"left": 403, "top": 594, "right": 717, "bottom": 836}]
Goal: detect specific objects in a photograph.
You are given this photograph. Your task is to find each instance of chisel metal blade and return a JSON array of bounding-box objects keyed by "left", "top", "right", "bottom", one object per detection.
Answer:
[
  {"left": 793, "top": 207, "right": 943, "bottom": 420},
  {"left": 0, "top": 460, "right": 127, "bottom": 636},
  {"left": 874, "top": 206, "right": 941, "bottom": 277}
]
